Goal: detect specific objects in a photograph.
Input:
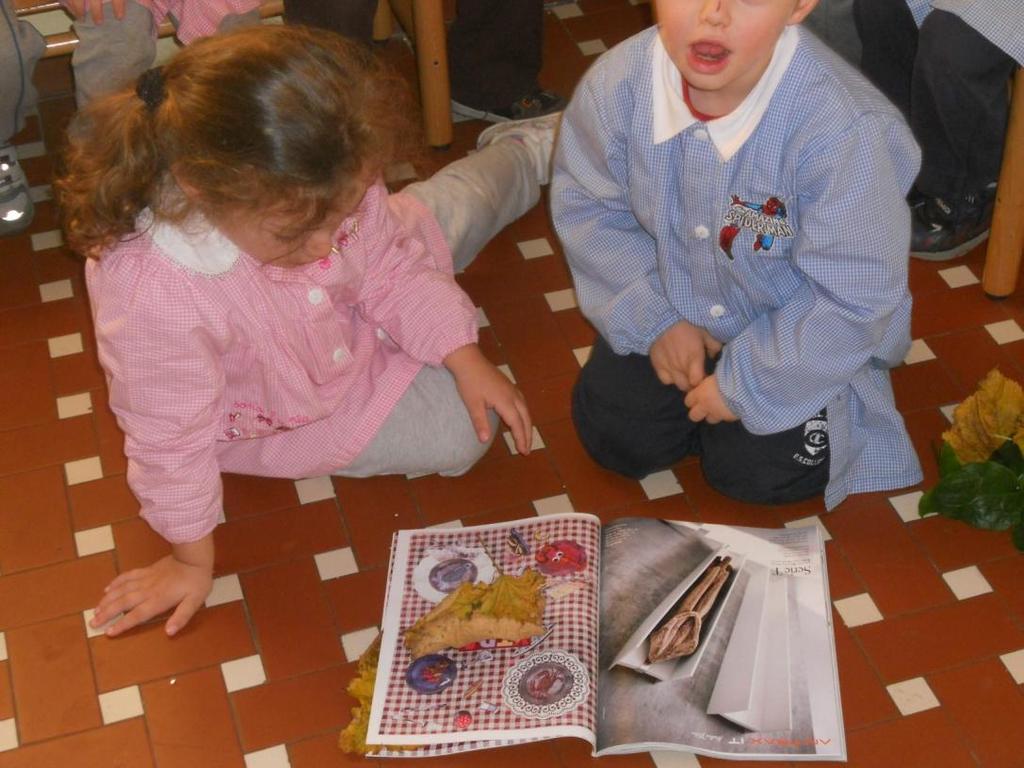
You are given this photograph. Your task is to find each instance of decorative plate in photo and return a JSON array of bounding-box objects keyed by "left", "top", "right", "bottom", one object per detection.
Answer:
[
  {"left": 501, "top": 650, "right": 589, "bottom": 719},
  {"left": 412, "top": 547, "right": 495, "bottom": 603},
  {"left": 405, "top": 654, "right": 458, "bottom": 695}
]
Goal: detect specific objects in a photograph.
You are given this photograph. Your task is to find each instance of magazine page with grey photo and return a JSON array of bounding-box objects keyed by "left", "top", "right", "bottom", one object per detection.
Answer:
[{"left": 363, "top": 513, "right": 845, "bottom": 761}]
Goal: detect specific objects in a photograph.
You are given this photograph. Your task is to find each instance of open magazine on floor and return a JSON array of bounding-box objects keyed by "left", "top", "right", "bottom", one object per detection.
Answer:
[{"left": 365, "top": 513, "right": 845, "bottom": 761}]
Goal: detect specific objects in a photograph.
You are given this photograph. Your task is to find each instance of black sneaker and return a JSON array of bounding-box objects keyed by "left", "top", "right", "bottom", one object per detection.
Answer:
[
  {"left": 451, "top": 89, "right": 566, "bottom": 124},
  {"left": 909, "top": 186, "right": 996, "bottom": 262}
]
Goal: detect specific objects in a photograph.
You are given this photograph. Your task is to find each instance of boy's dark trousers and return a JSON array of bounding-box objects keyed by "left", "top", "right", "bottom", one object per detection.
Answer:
[
  {"left": 853, "top": 1, "right": 1017, "bottom": 198},
  {"left": 572, "top": 337, "right": 830, "bottom": 505},
  {"left": 281, "top": 0, "right": 543, "bottom": 112}
]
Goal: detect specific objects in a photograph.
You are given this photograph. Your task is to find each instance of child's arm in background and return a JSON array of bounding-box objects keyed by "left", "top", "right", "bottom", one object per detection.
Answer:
[
  {"left": 714, "top": 111, "right": 921, "bottom": 434},
  {"left": 550, "top": 62, "right": 690, "bottom": 359},
  {"left": 87, "top": 257, "right": 229, "bottom": 636}
]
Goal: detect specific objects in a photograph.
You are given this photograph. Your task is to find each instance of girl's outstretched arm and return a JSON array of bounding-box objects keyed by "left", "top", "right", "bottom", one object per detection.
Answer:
[
  {"left": 445, "top": 343, "right": 532, "bottom": 455},
  {"left": 90, "top": 534, "right": 215, "bottom": 637}
]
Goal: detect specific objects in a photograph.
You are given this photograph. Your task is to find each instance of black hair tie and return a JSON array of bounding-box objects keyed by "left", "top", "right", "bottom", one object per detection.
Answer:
[{"left": 136, "top": 67, "right": 166, "bottom": 113}]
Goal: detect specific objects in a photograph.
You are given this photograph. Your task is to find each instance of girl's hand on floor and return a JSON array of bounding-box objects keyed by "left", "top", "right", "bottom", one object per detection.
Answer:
[
  {"left": 91, "top": 535, "right": 214, "bottom": 637},
  {"left": 446, "top": 344, "right": 533, "bottom": 454}
]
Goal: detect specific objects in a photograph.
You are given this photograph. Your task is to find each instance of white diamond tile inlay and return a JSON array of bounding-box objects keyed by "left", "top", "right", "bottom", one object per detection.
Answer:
[
  {"left": 833, "top": 593, "right": 883, "bottom": 628},
  {"left": 0, "top": 719, "right": 17, "bottom": 753},
  {"left": 985, "top": 319, "right": 1024, "bottom": 345},
  {"left": 0, "top": 632, "right": 6, "bottom": 662},
  {"left": 573, "top": 346, "right": 593, "bottom": 368},
  {"left": 887, "top": 677, "right": 940, "bottom": 716},
  {"left": 784, "top": 515, "right": 833, "bottom": 542},
  {"left": 206, "top": 574, "right": 244, "bottom": 607},
  {"left": 551, "top": 2, "right": 583, "bottom": 19},
  {"left": 31, "top": 229, "right": 64, "bottom": 252},
  {"left": 65, "top": 456, "right": 103, "bottom": 486},
  {"left": 56, "top": 392, "right": 93, "bottom": 420},
  {"left": 650, "top": 750, "right": 701, "bottom": 768},
  {"left": 640, "top": 470, "right": 683, "bottom": 500},
  {"left": 341, "top": 626, "right": 380, "bottom": 662},
  {"left": 516, "top": 237, "right": 554, "bottom": 260},
  {"left": 498, "top": 364, "right": 516, "bottom": 383},
  {"left": 74, "top": 525, "right": 114, "bottom": 557},
  {"left": 427, "top": 519, "right": 464, "bottom": 529},
  {"left": 39, "top": 278, "right": 74, "bottom": 303},
  {"left": 83, "top": 608, "right": 120, "bottom": 639},
  {"left": 294, "top": 475, "right": 335, "bottom": 505},
  {"left": 940, "top": 403, "right": 958, "bottom": 423},
  {"left": 475, "top": 306, "right": 490, "bottom": 328},
  {"left": 938, "top": 264, "right": 979, "bottom": 289},
  {"left": 999, "top": 648, "right": 1024, "bottom": 684},
  {"left": 503, "top": 426, "right": 545, "bottom": 455},
  {"left": 888, "top": 491, "right": 928, "bottom": 523},
  {"left": 99, "top": 685, "right": 144, "bottom": 724},
  {"left": 942, "top": 565, "right": 993, "bottom": 600},
  {"left": 902, "top": 338, "right": 936, "bottom": 365},
  {"left": 29, "top": 184, "right": 52, "bottom": 203},
  {"left": 222, "top": 654, "right": 267, "bottom": 693},
  {"left": 533, "top": 494, "right": 575, "bottom": 517},
  {"left": 544, "top": 288, "right": 577, "bottom": 312},
  {"left": 314, "top": 547, "right": 358, "bottom": 580},
  {"left": 578, "top": 39, "right": 608, "bottom": 56},
  {"left": 48, "top": 332, "right": 84, "bottom": 358},
  {"left": 244, "top": 744, "right": 290, "bottom": 768}
]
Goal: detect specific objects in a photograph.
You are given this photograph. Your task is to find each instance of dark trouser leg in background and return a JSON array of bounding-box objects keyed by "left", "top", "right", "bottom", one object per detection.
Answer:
[
  {"left": 572, "top": 337, "right": 829, "bottom": 504},
  {"left": 282, "top": 0, "right": 377, "bottom": 45},
  {"left": 447, "top": 0, "right": 543, "bottom": 111}
]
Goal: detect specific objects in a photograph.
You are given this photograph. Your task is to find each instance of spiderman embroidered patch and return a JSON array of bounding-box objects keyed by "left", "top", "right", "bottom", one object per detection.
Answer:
[{"left": 718, "top": 194, "right": 794, "bottom": 260}]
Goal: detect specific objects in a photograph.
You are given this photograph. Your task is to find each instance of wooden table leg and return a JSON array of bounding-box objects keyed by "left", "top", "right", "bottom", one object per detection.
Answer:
[{"left": 982, "top": 68, "right": 1024, "bottom": 299}]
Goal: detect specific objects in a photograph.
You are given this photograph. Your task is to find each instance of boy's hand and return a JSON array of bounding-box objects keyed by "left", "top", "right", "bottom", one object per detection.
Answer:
[
  {"left": 445, "top": 343, "right": 532, "bottom": 455},
  {"left": 67, "top": 0, "right": 127, "bottom": 22},
  {"left": 91, "top": 534, "right": 214, "bottom": 637},
  {"left": 650, "top": 320, "right": 723, "bottom": 391},
  {"left": 684, "top": 374, "right": 738, "bottom": 424}
]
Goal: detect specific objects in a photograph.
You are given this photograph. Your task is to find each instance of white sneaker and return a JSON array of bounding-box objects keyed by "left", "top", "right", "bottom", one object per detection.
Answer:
[
  {"left": 476, "top": 112, "right": 562, "bottom": 186},
  {"left": 0, "top": 144, "right": 35, "bottom": 237}
]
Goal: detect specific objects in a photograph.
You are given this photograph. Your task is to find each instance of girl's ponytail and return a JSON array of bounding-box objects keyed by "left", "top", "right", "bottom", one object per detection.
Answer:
[{"left": 57, "top": 77, "right": 168, "bottom": 258}]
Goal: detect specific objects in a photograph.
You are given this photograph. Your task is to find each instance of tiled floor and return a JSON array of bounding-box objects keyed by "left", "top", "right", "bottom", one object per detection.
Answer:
[{"left": 3, "top": 2, "right": 1024, "bottom": 767}]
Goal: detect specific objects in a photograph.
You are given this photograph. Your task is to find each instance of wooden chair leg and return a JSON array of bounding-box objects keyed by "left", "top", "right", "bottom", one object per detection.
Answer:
[
  {"left": 388, "top": 0, "right": 452, "bottom": 149},
  {"left": 373, "top": 0, "right": 393, "bottom": 42},
  {"left": 982, "top": 68, "right": 1024, "bottom": 298}
]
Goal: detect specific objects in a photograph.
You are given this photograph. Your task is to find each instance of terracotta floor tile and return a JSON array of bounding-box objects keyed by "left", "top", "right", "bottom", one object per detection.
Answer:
[
  {"left": 140, "top": 668, "right": 245, "bottom": 768},
  {"left": 7, "top": 614, "right": 101, "bottom": 743},
  {"left": 524, "top": 251, "right": 575, "bottom": 297},
  {"left": 0, "top": 254, "right": 39, "bottom": 312},
  {"left": 222, "top": 473, "right": 300, "bottom": 520},
  {"left": 215, "top": 499, "right": 347, "bottom": 575},
  {"left": 49, "top": 343, "right": 106, "bottom": 395},
  {"left": 288, "top": 732, "right": 368, "bottom": 768},
  {"left": 542, "top": 418, "right": 647, "bottom": 514},
  {"left": 517, "top": 370, "right": 576, "bottom": 426},
  {"left": 410, "top": 451, "right": 564, "bottom": 526},
  {"left": 0, "top": 663, "right": 12, "bottom": 720},
  {"left": 979, "top": 557, "right": 1024, "bottom": 622},
  {"left": 890, "top": 358, "right": 962, "bottom": 414},
  {"left": 486, "top": 295, "right": 582, "bottom": 384},
  {"left": 324, "top": 567, "right": 387, "bottom": 635},
  {"left": 845, "top": 708, "right": 977, "bottom": 768},
  {"left": 907, "top": 514, "right": 1019, "bottom": 572},
  {"left": 927, "top": 328, "right": 1007, "bottom": 397},
  {"left": 560, "top": 4, "right": 652, "bottom": 47},
  {"left": 90, "top": 603, "right": 254, "bottom": 691},
  {"left": 0, "top": 295, "right": 91, "bottom": 348},
  {"left": 333, "top": 474, "right": 422, "bottom": 569},
  {"left": 241, "top": 559, "right": 345, "bottom": 679},
  {"left": 824, "top": 541, "right": 866, "bottom": 602},
  {"left": 0, "top": 413, "right": 97, "bottom": 476},
  {"left": 832, "top": 624, "right": 898, "bottom": 731},
  {"left": 0, "top": 466, "right": 75, "bottom": 573},
  {"left": 0, "top": 553, "right": 116, "bottom": 631},
  {"left": 96, "top": 436, "right": 127, "bottom": 477},
  {"left": 673, "top": 461, "right": 798, "bottom": 527},
  {"left": 902, "top": 406, "right": 950, "bottom": 490},
  {"left": 553, "top": 738, "right": 656, "bottom": 766},
  {"left": 928, "top": 657, "right": 1024, "bottom": 768},
  {"left": 911, "top": 286, "right": 1009, "bottom": 339},
  {"left": 68, "top": 473, "right": 139, "bottom": 530},
  {"left": 34, "top": 246, "right": 86, "bottom": 284},
  {"left": 0, "top": 719, "right": 154, "bottom": 768},
  {"left": 232, "top": 665, "right": 352, "bottom": 753},
  {"left": 825, "top": 500, "right": 951, "bottom": 616},
  {"left": 111, "top": 517, "right": 171, "bottom": 572},
  {"left": 855, "top": 595, "right": 1024, "bottom": 682}
]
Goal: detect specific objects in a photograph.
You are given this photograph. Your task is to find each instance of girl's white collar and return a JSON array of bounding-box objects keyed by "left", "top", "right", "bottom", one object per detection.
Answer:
[{"left": 140, "top": 209, "right": 241, "bottom": 276}]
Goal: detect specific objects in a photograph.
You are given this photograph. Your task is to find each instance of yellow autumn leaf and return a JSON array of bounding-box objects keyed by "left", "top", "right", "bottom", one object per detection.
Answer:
[
  {"left": 944, "top": 369, "right": 1024, "bottom": 463},
  {"left": 404, "top": 569, "right": 547, "bottom": 659},
  {"left": 338, "top": 637, "right": 416, "bottom": 756}
]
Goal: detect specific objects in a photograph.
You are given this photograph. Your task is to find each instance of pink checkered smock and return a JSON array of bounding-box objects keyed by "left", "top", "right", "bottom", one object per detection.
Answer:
[
  {"left": 86, "top": 181, "right": 478, "bottom": 544},
  {"left": 62, "top": 0, "right": 262, "bottom": 44}
]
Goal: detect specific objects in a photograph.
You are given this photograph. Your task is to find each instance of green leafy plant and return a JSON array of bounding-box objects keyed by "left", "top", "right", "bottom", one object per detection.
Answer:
[{"left": 918, "top": 369, "right": 1024, "bottom": 550}]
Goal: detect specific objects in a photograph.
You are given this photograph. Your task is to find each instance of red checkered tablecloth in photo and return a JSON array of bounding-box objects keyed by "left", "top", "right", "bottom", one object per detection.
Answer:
[{"left": 375, "top": 516, "right": 601, "bottom": 746}]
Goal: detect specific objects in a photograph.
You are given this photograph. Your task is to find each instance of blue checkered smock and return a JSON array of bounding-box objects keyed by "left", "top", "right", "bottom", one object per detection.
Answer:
[
  {"left": 551, "top": 27, "right": 924, "bottom": 510},
  {"left": 906, "top": 0, "right": 1024, "bottom": 65}
]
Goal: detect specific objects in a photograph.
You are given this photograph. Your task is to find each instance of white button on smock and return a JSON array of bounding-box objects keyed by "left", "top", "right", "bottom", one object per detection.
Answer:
[
  {"left": 709, "top": 304, "right": 726, "bottom": 318},
  {"left": 332, "top": 348, "right": 345, "bottom": 363},
  {"left": 308, "top": 288, "right": 325, "bottom": 305},
  {"left": 693, "top": 225, "right": 710, "bottom": 239},
  {"left": 693, "top": 128, "right": 709, "bottom": 141}
]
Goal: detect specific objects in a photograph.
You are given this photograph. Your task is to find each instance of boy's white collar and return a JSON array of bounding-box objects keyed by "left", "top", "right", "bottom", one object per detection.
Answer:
[
  {"left": 651, "top": 25, "right": 799, "bottom": 160},
  {"left": 141, "top": 209, "right": 241, "bottom": 275}
]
